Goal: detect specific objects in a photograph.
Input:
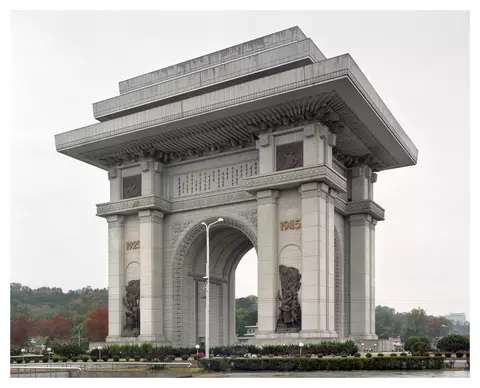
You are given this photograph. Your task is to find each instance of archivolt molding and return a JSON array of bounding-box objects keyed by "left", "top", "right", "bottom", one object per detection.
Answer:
[
  {"left": 238, "top": 210, "right": 258, "bottom": 227},
  {"left": 172, "top": 216, "right": 257, "bottom": 346}
]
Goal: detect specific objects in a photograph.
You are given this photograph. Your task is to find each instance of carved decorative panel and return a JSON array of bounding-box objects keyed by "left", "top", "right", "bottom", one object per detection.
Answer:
[
  {"left": 123, "top": 175, "right": 142, "bottom": 199},
  {"left": 276, "top": 141, "right": 303, "bottom": 171}
]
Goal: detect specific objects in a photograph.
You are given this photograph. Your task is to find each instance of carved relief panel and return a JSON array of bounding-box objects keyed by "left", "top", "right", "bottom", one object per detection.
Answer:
[
  {"left": 276, "top": 141, "right": 303, "bottom": 171},
  {"left": 123, "top": 175, "right": 142, "bottom": 199}
]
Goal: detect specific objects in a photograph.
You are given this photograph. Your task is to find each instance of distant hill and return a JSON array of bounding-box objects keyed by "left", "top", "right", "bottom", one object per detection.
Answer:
[{"left": 10, "top": 283, "right": 108, "bottom": 332}]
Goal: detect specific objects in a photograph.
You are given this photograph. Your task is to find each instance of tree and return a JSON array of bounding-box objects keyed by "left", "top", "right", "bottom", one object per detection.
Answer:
[
  {"left": 437, "top": 334, "right": 469, "bottom": 352},
  {"left": 406, "top": 307, "right": 428, "bottom": 337},
  {"left": 83, "top": 307, "right": 108, "bottom": 341},
  {"left": 10, "top": 316, "right": 35, "bottom": 346}
]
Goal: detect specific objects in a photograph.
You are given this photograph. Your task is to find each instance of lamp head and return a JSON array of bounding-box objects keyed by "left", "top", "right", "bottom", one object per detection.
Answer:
[
  {"left": 196, "top": 344, "right": 200, "bottom": 349},
  {"left": 97, "top": 346, "right": 102, "bottom": 350},
  {"left": 47, "top": 348, "right": 51, "bottom": 352},
  {"left": 217, "top": 218, "right": 224, "bottom": 222},
  {"left": 299, "top": 342, "right": 304, "bottom": 347}
]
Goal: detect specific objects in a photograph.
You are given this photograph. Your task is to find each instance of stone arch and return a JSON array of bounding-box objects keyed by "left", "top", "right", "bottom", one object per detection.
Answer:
[
  {"left": 172, "top": 215, "right": 257, "bottom": 346},
  {"left": 125, "top": 261, "right": 140, "bottom": 284},
  {"left": 334, "top": 227, "right": 343, "bottom": 337}
]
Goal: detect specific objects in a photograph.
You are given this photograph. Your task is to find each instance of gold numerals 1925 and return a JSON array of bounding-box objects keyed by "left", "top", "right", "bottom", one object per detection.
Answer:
[
  {"left": 126, "top": 240, "right": 140, "bottom": 250},
  {"left": 280, "top": 219, "right": 301, "bottom": 231}
]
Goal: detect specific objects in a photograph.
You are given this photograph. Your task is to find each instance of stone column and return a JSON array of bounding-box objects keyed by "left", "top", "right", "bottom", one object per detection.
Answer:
[
  {"left": 370, "top": 219, "right": 377, "bottom": 337},
  {"left": 106, "top": 214, "right": 125, "bottom": 341},
  {"left": 138, "top": 209, "right": 166, "bottom": 343},
  {"left": 348, "top": 165, "right": 377, "bottom": 340},
  {"left": 257, "top": 133, "right": 274, "bottom": 174},
  {"left": 326, "top": 188, "right": 337, "bottom": 336},
  {"left": 256, "top": 189, "right": 279, "bottom": 337},
  {"left": 108, "top": 167, "right": 122, "bottom": 202}
]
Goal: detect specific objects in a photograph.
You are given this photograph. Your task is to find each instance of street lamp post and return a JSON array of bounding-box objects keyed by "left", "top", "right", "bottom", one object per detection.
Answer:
[
  {"left": 47, "top": 347, "right": 52, "bottom": 362},
  {"left": 201, "top": 218, "right": 224, "bottom": 359},
  {"left": 21, "top": 348, "right": 25, "bottom": 363},
  {"left": 97, "top": 346, "right": 102, "bottom": 360},
  {"left": 299, "top": 343, "right": 304, "bottom": 357},
  {"left": 195, "top": 344, "right": 200, "bottom": 357},
  {"left": 361, "top": 343, "right": 364, "bottom": 353}
]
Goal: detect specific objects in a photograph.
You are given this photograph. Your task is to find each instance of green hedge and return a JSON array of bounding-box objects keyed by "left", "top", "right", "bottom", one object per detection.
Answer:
[
  {"left": 199, "top": 356, "right": 445, "bottom": 372},
  {"left": 99, "top": 341, "right": 358, "bottom": 359}
]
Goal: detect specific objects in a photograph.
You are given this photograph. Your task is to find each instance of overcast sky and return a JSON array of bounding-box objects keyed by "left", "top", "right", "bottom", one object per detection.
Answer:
[{"left": 10, "top": 10, "right": 469, "bottom": 319}]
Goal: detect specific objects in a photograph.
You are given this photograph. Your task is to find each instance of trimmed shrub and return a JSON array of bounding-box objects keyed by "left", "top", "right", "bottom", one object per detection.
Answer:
[
  {"left": 134, "top": 355, "right": 141, "bottom": 362},
  {"left": 435, "top": 352, "right": 442, "bottom": 357},
  {"left": 317, "top": 353, "right": 324, "bottom": 358},
  {"left": 377, "top": 353, "right": 384, "bottom": 357},
  {"left": 91, "top": 356, "right": 98, "bottom": 362},
  {"left": 62, "top": 357, "right": 68, "bottom": 362},
  {"left": 52, "top": 356, "right": 60, "bottom": 363},
  {"left": 143, "top": 355, "right": 152, "bottom": 362},
  {"left": 411, "top": 341, "right": 430, "bottom": 354},
  {"left": 16, "top": 359, "right": 23, "bottom": 364},
  {"left": 113, "top": 355, "right": 120, "bottom": 362},
  {"left": 71, "top": 356, "right": 78, "bottom": 362},
  {"left": 166, "top": 355, "right": 176, "bottom": 362},
  {"left": 82, "top": 355, "right": 89, "bottom": 362},
  {"left": 181, "top": 354, "right": 189, "bottom": 361},
  {"left": 445, "top": 352, "right": 452, "bottom": 358},
  {"left": 101, "top": 355, "right": 109, "bottom": 362},
  {"left": 42, "top": 356, "right": 49, "bottom": 363},
  {"left": 366, "top": 353, "right": 372, "bottom": 358},
  {"left": 437, "top": 334, "right": 469, "bottom": 352},
  {"left": 456, "top": 352, "right": 464, "bottom": 358},
  {"left": 400, "top": 353, "right": 407, "bottom": 357},
  {"left": 199, "top": 356, "right": 445, "bottom": 372},
  {"left": 354, "top": 353, "right": 361, "bottom": 358},
  {"left": 412, "top": 352, "right": 420, "bottom": 357},
  {"left": 423, "top": 352, "right": 430, "bottom": 357},
  {"left": 390, "top": 353, "right": 397, "bottom": 357}
]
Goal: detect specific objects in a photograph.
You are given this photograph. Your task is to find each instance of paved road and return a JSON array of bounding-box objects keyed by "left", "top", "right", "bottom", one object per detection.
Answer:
[{"left": 200, "top": 370, "right": 469, "bottom": 378}]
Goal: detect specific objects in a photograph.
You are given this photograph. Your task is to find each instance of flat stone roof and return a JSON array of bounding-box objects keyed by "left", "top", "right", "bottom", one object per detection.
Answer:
[
  {"left": 55, "top": 27, "right": 418, "bottom": 173},
  {"left": 118, "top": 26, "right": 311, "bottom": 95},
  {"left": 93, "top": 38, "right": 325, "bottom": 121}
]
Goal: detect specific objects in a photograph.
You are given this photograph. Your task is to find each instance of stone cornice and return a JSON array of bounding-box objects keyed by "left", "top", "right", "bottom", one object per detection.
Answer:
[
  {"left": 243, "top": 164, "right": 347, "bottom": 194},
  {"left": 96, "top": 191, "right": 255, "bottom": 217},
  {"left": 96, "top": 195, "right": 171, "bottom": 217},
  {"left": 346, "top": 200, "right": 385, "bottom": 221}
]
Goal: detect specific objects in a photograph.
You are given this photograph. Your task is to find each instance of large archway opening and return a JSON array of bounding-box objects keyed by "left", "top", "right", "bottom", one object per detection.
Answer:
[{"left": 176, "top": 220, "right": 255, "bottom": 347}]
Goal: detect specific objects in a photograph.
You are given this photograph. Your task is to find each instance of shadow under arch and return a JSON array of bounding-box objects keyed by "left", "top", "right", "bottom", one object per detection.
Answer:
[{"left": 172, "top": 215, "right": 258, "bottom": 346}]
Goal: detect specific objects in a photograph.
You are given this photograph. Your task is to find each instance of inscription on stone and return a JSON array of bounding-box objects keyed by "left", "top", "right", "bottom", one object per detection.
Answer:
[
  {"left": 126, "top": 240, "right": 140, "bottom": 250},
  {"left": 280, "top": 220, "right": 301, "bottom": 231},
  {"left": 276, "top": 141, "right": 303, "bottom": 171},
  {"left": 123, "top": 175, "right": 142, "bottom": 199},
  {"left": 173, "top": 161, "right": 258, "bottom": 198}
]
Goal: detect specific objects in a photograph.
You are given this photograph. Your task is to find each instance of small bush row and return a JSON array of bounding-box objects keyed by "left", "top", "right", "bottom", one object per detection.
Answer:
[
  {"left": 96, "top": 341, "right": 358, "bottom": 359},
  {"left": 199, "top": 356, "right": 445, "bottom": 372}
]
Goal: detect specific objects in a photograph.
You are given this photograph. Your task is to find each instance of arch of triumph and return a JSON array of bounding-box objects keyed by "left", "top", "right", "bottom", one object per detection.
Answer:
[{"left": 55, "top": 27, "right": 417, "bottom": 348}]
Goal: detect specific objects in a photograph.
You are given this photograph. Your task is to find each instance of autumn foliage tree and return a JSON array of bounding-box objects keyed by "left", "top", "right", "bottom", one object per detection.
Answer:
[
  {"left": 10, "top": 316, "right": 36, "bottom": 345},
  {"left": 83, "top": 307, "right": 108, "bottom": 341}
]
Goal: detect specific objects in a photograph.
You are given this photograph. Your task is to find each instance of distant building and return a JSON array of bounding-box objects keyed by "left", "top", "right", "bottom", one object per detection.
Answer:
[
  {"left": 445, "top": 313, "right": 467, "bottom": 325},
  {"left": 237, "top": 325, "right": 258, "bottom": 343}
]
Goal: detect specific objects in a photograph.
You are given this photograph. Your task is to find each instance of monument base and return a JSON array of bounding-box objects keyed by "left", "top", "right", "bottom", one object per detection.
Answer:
[{"left": 251, "top": 330, "right": 339, "bottom": 345}]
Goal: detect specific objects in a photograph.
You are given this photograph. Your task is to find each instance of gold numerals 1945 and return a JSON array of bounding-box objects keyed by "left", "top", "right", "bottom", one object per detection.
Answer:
[{"left": 280, "top": 219, "right": 301, "bottom": 231}]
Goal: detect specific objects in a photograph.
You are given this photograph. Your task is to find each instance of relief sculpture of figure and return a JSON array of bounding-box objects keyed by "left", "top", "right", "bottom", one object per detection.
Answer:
[
  {"left": 122, "top": 279, "right": 140, "bottom": 337},
  {"left": 276, "top": 265, "right": 302, "bottom": 332}
]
